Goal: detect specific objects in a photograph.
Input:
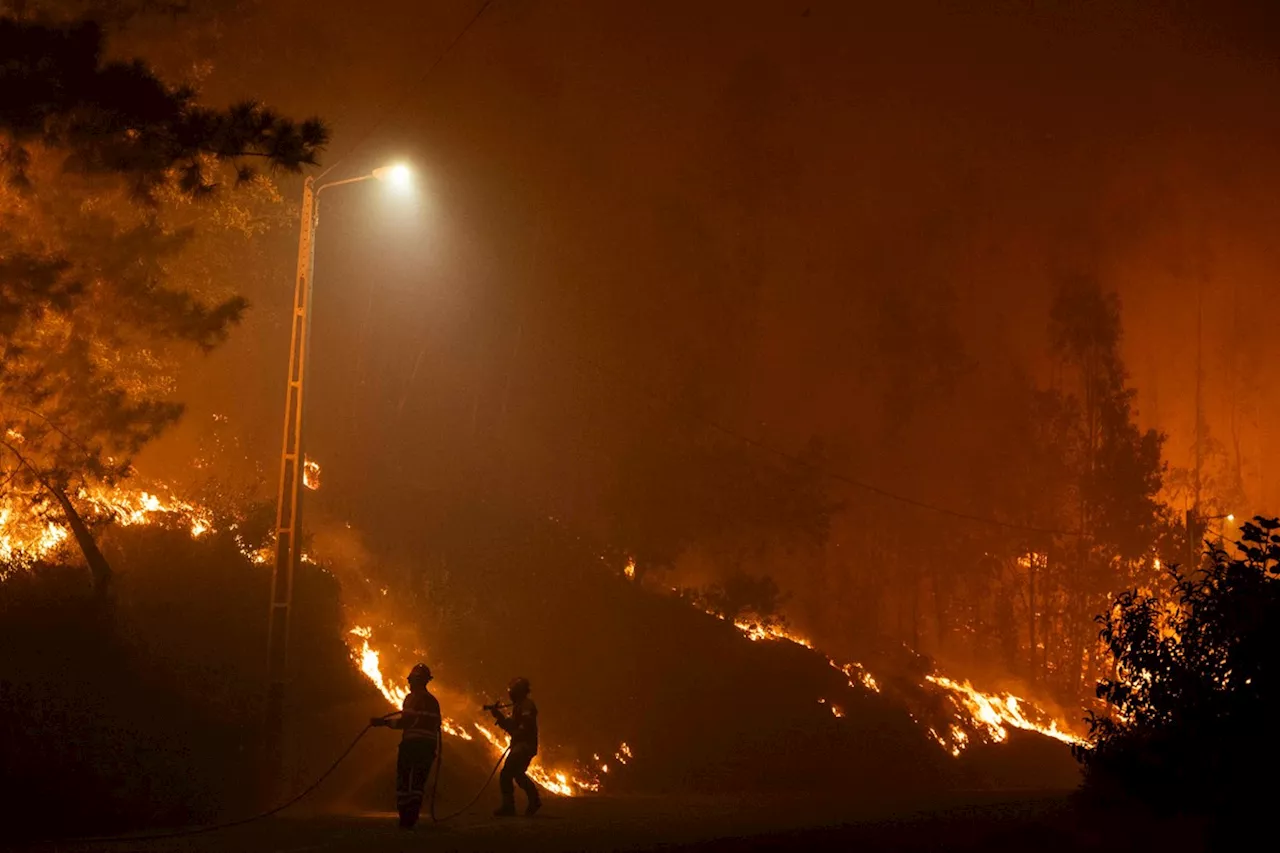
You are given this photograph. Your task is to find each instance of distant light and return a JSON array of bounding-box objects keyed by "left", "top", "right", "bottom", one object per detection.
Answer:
[
  {"left": 372, "top": 163, "right": 412, "bottom": 191},
  {"left": 1227, "top": 514, "right": 1235, "bottom": 523}
]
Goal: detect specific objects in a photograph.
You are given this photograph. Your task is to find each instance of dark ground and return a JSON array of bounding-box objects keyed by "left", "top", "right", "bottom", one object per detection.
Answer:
[{"left": 19, "top": 789, "right": 1212, "bottom": 853}]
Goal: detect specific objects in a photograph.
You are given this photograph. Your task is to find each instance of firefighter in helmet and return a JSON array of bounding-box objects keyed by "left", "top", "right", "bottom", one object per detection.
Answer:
[
  {"left": 489, "top": 676, "right": 541, "bottom": 816},
  {"left": 371, "top": 663, "right": 441, "bottom": 828}
]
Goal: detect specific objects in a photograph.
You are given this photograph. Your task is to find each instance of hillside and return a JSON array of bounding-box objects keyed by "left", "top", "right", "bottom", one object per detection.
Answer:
[
  {"left": 329, "top": 495, "right": 1083, "bottom": 811},
  {"left": 1, "top": 485, "right": 1082, "bottom": 841}
]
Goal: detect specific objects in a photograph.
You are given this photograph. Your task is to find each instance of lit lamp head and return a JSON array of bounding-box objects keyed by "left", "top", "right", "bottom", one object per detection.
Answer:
[{"left": 372, "top": 163, "right": 412, "bottom": 192}]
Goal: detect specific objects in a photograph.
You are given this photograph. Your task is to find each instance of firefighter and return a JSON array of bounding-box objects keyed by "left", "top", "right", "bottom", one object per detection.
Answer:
[
  {"left": 371, "top": 663, "right": 442, "bottom": 828},
  {"left": 489, "top": 676, "right": 542, "bottom": 816}
]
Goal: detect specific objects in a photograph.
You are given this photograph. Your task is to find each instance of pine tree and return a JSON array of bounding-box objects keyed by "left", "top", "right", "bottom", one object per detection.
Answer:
[{"left": 1, "top": 7, "right": 327, "bottom": 603}]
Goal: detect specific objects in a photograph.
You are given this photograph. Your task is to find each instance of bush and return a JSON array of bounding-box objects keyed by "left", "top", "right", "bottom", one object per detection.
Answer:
[{"left": 1076, "top": 516, "right": 1280, "bottom": 823}]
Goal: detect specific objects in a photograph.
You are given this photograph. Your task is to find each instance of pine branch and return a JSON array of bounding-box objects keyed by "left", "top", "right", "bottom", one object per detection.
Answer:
[{"left": 0, "top": 18, "right": 329, "bottom": 196}]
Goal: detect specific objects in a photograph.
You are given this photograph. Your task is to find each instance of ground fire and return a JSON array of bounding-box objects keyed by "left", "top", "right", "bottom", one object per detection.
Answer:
[
  {"left": 626, "top": 564, "right": 1086, "bottom": 757},
  {"left": 722, "top": 613, "right": 1083, "bottom": 756},
  {"left": 0, "top": 478, "right": 1083, "bottom": 776},
  {"left": 346, "top": 625, "right": 613, "bottom": 796},
  {"left": 0, "top": 483, "right": 214, "bottom": 573}
]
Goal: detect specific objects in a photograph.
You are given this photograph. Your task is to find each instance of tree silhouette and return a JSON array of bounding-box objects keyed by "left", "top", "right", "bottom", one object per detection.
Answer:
[
  {"left": 1, "top": 17, "right": 327, "bottom": 196},
  {"left": 1, "top": 8, "right": 325, "bottom": 602},
  {"left": 1045, "top": 276, "right": 1165, "bottom": 695},
  {"left": 1076, "top": 517, "right": 1280, "bottom": 825},
  {"left": 610, "top": 432, "right": 836, "bottom": 578}
]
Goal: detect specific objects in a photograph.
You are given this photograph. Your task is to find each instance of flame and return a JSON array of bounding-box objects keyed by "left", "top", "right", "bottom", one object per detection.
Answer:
[
  {"left": 1, "top": 483, "right": 218, "bottom": 570},
  {"left": 79, "top": 487, "right": 214, "bottom": 540},
  {"left": 441, "top": 718, "right": 474, "bottom": 740},
  {"left": 1, "top": 509, "right": 69, "bottom": 568},
  {"left": 924, "top": 674, "right": 1086, "bottom": 749},
  {"left": 345, "top": 625, "right": 615, "bottom": 795},
  {"left": 345, "top": 626, "right": 473, "bottom": 739},
  {"left": 2, "top": 475, "right": 1084, "bottom": 770},
  {"left": 303, "top": 458, "right": 321, "bottom": 491},
  {"left": 348, "top": 628, "right": 408, "bottom": 707},
  {"left": 471, "top": 723, "right": 595, "bottom": 797},
  {"left": 703, "top": 606, "right": 1082, "bottom": 755},
  {"left": 732, "top": 617, "right": 814, "bottom": 648}
]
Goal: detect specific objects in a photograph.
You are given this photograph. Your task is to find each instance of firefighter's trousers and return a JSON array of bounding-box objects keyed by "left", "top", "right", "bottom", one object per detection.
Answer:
[{"left": 396, "top": 738, "right": 437, "bottom": 826}]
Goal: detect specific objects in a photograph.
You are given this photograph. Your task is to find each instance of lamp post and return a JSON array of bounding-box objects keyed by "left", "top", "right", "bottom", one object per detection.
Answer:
[{"left": 264, "top": 163, "right": 412, "bottom": 798}]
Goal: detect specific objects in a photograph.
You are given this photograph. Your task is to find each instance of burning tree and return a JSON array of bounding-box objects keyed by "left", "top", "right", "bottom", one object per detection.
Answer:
[
  {"left": 1077, "top": 517, "right": 1280, "bottom": 824},
  {"left": 0, "top": 5, "right": 327, "bottom": 603}
]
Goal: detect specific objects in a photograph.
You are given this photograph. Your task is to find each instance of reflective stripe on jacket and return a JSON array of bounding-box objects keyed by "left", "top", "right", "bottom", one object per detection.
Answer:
[{"left": 396, "top": 690, "right": 442, "bottom": 742}]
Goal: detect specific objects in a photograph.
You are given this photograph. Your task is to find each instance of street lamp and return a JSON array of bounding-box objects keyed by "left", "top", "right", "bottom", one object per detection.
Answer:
[
  {"left": 373, "top": 163, "right": 412, "bottom": 190},
  {"left": 264, "top": 163, "right": 411, "bottom": 798}
]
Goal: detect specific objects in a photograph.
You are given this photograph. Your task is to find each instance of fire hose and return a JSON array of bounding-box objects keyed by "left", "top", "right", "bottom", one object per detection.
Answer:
[
  {"left": 429, "top": 737, "right": 512, "bottom": 823},
  {"left": 32, "top": 721, "right": 380, "bottom": 846},
  {"left": 33, "top": 713, "right": 514, "bottom": 846}
]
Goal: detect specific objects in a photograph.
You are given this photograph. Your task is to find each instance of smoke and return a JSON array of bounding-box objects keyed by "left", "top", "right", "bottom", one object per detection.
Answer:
[{"left": 110, "top": 0, "right": 1280, "bottom": 718}]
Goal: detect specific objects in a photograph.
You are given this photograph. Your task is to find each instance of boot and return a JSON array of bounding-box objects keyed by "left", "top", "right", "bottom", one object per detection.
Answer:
[
  {"left": 525, "top": 793, "right": 542, "bottom": 816},
  {"left": 494, "top": 795, "right": 516, "bottom": 817}
]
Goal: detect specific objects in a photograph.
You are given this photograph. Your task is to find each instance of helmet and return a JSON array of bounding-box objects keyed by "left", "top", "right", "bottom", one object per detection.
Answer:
[
  {"left": 407, "top": 664, "right": 432, "bottom": 685},
  {"left": 508, "top": 676, "right": 530, "bottom": 696}
]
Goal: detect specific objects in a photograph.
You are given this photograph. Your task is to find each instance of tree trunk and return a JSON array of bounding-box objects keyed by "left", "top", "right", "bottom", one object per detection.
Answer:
[
  {"left": 910, "top": 573, "right": 920, "bottom": 651},
  {"left": 932, "top": 568, "right": 947, "bottom": 654},
  {"left": 1027, "top": 554, "right": 1039, "bottom": 683},
  {"left": 49, "top": 484, "right": 113, "bottom": 606}
]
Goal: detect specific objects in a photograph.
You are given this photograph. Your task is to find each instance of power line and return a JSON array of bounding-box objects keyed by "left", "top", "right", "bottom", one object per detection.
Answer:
[{"left": 317, "top": 0, "right": 497, "bottom": 181}]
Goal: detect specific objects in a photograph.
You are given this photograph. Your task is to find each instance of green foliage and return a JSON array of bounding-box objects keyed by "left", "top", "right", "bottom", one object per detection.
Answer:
[{"left": 1076, "top": 517, "right": 1280, "bottom": 815}]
